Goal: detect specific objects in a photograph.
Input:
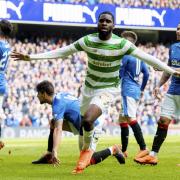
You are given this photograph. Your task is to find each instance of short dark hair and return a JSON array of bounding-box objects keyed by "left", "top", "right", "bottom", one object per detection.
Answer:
[
  {"left": 36, "top": 80, "right": 54, "bottom": 96},
  {"left": 121, "top": 31, "right": 138, "bottom": 43},
  {"left": 98, "top": 11, "right": 114, "bottom": 23},
  {"left": 0, "top": 19, "right": 13, "bottom": 38}
]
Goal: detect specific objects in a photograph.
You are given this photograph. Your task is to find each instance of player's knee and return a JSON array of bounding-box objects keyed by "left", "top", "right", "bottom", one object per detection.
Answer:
[
  {"left": 158, "top": 116, "right": 171, "bottom": 125},
  {"left": 119, "top": 115, "right": 128, "bottom": 123},
  {"left": 126, "top": 117, "right": 133, "bottom": 124},
  {"left": 83, "top": 119, "right": 93, "bottom": 127},
  {"left": 83, "top": 114, "right": 94, "bottom": 125},
  {"left": 158, "top": 116, "right": 171, "bottom": 129},
  {"left": 82, "top": 116, "right": 94, "bottom": 131}
]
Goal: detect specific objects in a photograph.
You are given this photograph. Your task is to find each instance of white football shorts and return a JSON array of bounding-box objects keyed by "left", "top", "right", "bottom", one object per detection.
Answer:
[
  {"left": 80, "top": 85, "right": 120, "bottom": 116},
  {"left": 0, "top": 95, "right": 4, "bottom": 109},
  {"left": 120, "top": 96, "right": 138, "bottom": 119},
  {"left": 160, "top": 94, "right": 180, "bottom": 119}
]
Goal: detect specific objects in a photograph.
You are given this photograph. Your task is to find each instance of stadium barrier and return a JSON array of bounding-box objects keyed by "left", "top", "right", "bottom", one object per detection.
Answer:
[{"left": 1, "top": 125, "right": 180, "bottom": 138}]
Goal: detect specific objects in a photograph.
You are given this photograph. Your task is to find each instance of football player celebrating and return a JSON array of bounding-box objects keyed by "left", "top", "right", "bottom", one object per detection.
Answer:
[{"left": 11, "top": 11, "right": 180, "bottom": 174}]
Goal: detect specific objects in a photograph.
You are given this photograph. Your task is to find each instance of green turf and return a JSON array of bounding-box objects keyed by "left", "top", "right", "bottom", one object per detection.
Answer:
[{"left": 0, "top": 136, "right": 179, "bottom": 180}]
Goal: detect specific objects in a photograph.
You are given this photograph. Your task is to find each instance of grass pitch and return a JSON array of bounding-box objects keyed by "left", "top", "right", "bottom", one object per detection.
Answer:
[{"left": 0, "top": 136, "right": 179, "bottom": 180}]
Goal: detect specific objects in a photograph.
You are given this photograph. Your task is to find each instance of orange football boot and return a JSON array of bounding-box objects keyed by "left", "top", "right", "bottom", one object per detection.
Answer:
[
  {"left": 72, "top": 149, "right": 94, "bottom": 174},
  {"left": 112, "top": 144, "right": 125, "bottom": 164},
  {"left": 134, "top": 149, "right": 149, "bottom": 161},
  {"left": 135, "top": 155, "right": 158, "bottom": 165}
]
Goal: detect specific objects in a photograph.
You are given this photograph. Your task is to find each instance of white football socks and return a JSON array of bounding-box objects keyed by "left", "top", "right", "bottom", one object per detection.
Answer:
[
  {"left": 150, "top": 151, "right": 158, "bottom": 157},
  {"left": 78, "top": 135, "right": 83, "bottom": 151},
  {"left": 82, "top": 128, "right": 94, "bottom": 150},
  {"left": 108, "top": 147, "right": 113, "bottom": 155}
]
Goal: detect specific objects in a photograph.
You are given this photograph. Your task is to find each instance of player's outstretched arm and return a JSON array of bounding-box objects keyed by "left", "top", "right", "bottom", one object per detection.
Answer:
[
  {"left": 131, "top": 48, "right": 180, "bottom": 77},
  {"left": 11, "top": 43, "right": 80, "bottom": 61},
  {"left": 11, "top": 51, "right": 30, "bottom": 61}
]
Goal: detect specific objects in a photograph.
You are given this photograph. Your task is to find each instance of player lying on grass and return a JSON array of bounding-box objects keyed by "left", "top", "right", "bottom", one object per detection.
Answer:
[{"left": 32, "top": 80, "right": 125, "bottom": 166}]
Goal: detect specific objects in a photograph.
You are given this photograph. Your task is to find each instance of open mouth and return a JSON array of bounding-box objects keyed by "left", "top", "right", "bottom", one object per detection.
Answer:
[{"left": 101, "top": 28, "right": 108, "bottom": 32}]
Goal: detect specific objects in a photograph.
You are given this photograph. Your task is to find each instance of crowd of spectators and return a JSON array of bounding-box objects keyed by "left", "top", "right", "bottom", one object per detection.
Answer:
[
  {"left": 0, "top": 35, "right": 179, "bottom": 129},
  {"left": 33, "top": 0, "right": 180, "bottom": 9}
]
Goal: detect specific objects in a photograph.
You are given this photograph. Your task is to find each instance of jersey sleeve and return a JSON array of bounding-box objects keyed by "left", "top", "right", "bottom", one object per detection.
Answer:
[
  {"left": 119, "top": 56, "right": 128, "bottom": 79},
  {"left": 73, "top": 37, "right": 85, "bottom": 51},
  {"left": 168, "top": 46, "right": 172, "bottom": 66},
  {"left": 30, "top": 37, "right": 84, "bottom": 60},
  {"left": 0, "top": 43, "right": 3, "bottom": 59},
  {"left": 141, "top": 62, "right": 149, "bottom": 91},
  {"left": 131, "top": 48, "right": 175, "bottom": 75},
  {"left": 52, "top": 102, "right": 66, "bottom": 121},
  {"left": 124, "top": 40, "right": 137, "bottom": 55}
]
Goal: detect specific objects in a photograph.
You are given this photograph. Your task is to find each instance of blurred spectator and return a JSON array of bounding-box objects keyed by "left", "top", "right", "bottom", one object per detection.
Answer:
[
  {"left": 32, "top": 0, "right": 180, "bottom": 9},
  {"left": 5, "top": 114, "right": 19, "bottom": 127},
  {"left": 29, "top": 111, "right": 40, "bottom": 127},
  {"left": 20, "top": 114, "right": 32, "bottom": 127}
]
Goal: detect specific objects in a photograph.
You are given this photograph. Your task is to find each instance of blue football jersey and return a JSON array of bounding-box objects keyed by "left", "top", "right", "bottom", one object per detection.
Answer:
[
  {"left": 120, "top": 55, "right": 149, "bottom": 100},
  {"left": 52, "top": 92, "right": 100, "bottom": 132},
  {"left": 167, "top": 42, "right": 180, "bottom": 95},
  {"left": 0, "top": 40, "right": 11, "bottom": 94},
  {"left": 52, "top": 92, "right": 81, "bottom": 131}
]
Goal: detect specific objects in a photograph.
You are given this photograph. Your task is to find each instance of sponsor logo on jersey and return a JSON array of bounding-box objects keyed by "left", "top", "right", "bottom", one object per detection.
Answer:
[
  {"left": 92, "top": 60, "right": 112, "bottom": 67},
  {"left": 171, "top": 59, "right": 180, "bottom": 66}
]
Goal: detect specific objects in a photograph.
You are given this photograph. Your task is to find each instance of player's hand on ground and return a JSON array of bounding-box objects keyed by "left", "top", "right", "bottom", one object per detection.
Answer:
[
  {"left": 11, "top": 51, "right": 30, "bottom": 61},
  {"left": 50, "top": 156, "right": 60, "bottom": 167},
  {"left": 153, "top": 87, "right": 161, "bottom": 100},
  {"left": 50, "top": 151, "right": 60, "bottom": 167},
  {"left": 0, "top": 141, "right": 4, "bottom": 150}
]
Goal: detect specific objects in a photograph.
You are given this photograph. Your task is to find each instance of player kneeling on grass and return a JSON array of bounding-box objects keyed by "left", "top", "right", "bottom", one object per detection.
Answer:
[{"left": 32, "top": 80, "right": 125, "bottom": 167}]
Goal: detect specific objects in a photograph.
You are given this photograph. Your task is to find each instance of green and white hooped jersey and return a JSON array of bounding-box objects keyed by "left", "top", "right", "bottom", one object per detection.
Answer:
[{"left": 73, "top": 33, "right": 136, "bottom": 89}]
